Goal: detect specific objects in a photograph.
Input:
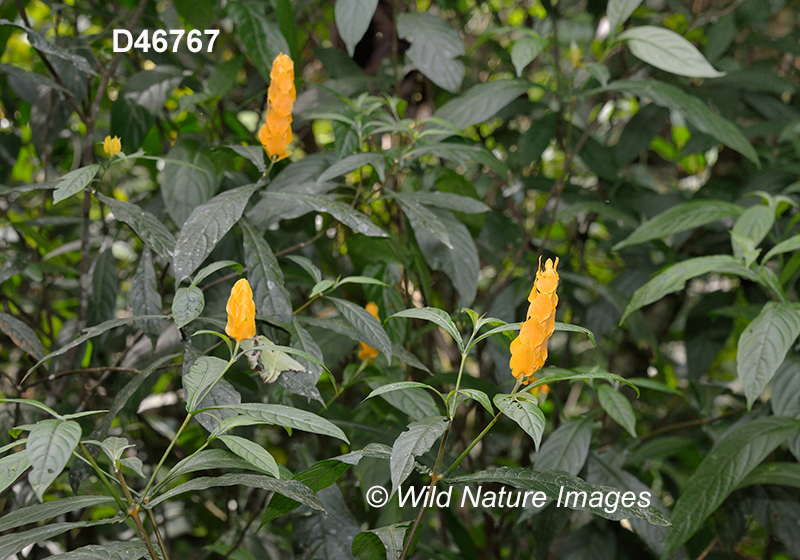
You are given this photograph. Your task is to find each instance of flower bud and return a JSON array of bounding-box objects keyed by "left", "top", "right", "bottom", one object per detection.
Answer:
[
  {"left": 259, "top": 53, "right": 295, "bottom": 161},
  {"left": 358, "top": 302, "right": 380, "bottom": 361},
  {"left": 103, "top": 135, "right": 121, "bottom": 157},
  {"left": 510, "top": 257, "right": 559, "bottom": 385},
  {"left": 225, "top": 279, "right": 256, "bottom": 343}
]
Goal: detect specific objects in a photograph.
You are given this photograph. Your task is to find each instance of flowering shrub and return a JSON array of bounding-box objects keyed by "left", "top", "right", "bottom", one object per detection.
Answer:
[{"left": 1, "top": 2, "right": 800, "bottom": 560}]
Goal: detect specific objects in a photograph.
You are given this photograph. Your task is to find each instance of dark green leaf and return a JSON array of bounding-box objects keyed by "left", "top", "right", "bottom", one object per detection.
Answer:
[
  {"left": 218, "top": 435, "right": 280, "bottom": 478},
  {"left": 535, "top": 417, "right": 593, "bottom": 475},
  {"left": 160, "top": 140, "right": 220, "bottom": 228},
  {"left": 172, "top": 286, "right": 204, "bottom": 329},
  {"left": 397, "top": 12, "right": 464, "bottom": 92},
  {"left": 494, "top": 393, "right": 546, "bottom": 450},
  {"left": 0, "top": 517, "right": 123, "bottom": 559},
  {"left": 331, "top": 297, "right": 393, "bottom": 363},
  {"left": 597, "top": 385, "right": 637, "bottom": 437},
  {"left": 388, "top": 307, "right": 464, "bottom": 352},
  {"left": 241, "top": 218, "right": 292, "bottom": 323},
  {"left": 97, "top": 194, "right": 176, "bottom": 260},
  {"left": 335, "top": 0, "right": 379, "bottom": 56},
  {"left": 228, "top": 0, "right": 291, "bottom": 81},
  {"left": 53, "top": 165, "right": 100, "bottom": 205},
  {"left": 173, "top": 183, "right": 259, "bottom": 281},
  {"left": 0, "top": 495, "right": 116, "bottom": 533},
  {"left": 0, "top": 311, "right": 46, "bottom": 361},
  {"left": 26, "top": 419, "right": 82, "bottom": 501}
]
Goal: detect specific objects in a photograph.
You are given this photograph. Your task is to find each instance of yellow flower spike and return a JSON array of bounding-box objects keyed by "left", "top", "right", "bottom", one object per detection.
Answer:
[
  {"left": 103, "top": 135, "right": 121, "bottom": 157},
  {"left": 510, "top": 257, "right": 560, "bottom": 385},
  {"left": 259, "top": 53, "right": 295, "bottom": 161},
  {"left": 358, "top": 302, "right": 380, "bottom": 362},
  {"left": 225, "top": 279, "right": 256, "bottom": 343}
]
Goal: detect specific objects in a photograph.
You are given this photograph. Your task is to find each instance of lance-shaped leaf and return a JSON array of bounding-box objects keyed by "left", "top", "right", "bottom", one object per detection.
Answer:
[
  {"left": 184, "top": 356, "right": 228, "bottom": 412},
  {"left": 331, "top": 297, "right": 393, "bottom": 363},
  {"left": 98, "top": 194, "right": 176, "bottom": 260},
  {"left": 535, "top": 416, "right": 593, "bottom": 476},
  {"left": 0, "top": 452, "right": 31, "bottom": 495},
  {"left": 613, "top": 200, "right": 743, "bottom": 250},
  {"left": 0, "top": 311, "right": 46, "bottom": 361},
  {"left": 218, "top": 435, "right": 280, "bottom": 479},
  {"left": 317, "top": 152, "right": 386, "bottom": 183},
  {"left": 0, "top": 517, "right": 123, "bottom": 559},
  {"left": 335, "top": 0, "right": 379, "bottom": 56},
  {"left": 227, "top": 0, "right": 290, "bottom": 82},
  {"left": 172, "top": 286, "right": 204, "bottom": 329},
  {"left": 129, "top": 249, "right": 163, "bottom": 342},
  {"left": 26, "top": 419, "right": 82, "bottom": 501},
  {"left": 173, "top": 183, "right": 260, "bottom": 282},
  {"left": 145, "top": 473, "right": 324, "bottom": 510},
  {"left": 241, "top": 218, "right": 292, "bottom": 323},
  {"left": 597, "top": 385, "right": 637, "bottom": 437},
  {"left": 618, "top": 26, "right": 724, "bottom": 78},
  {"left": 390, "top": 415, "right": 448, "bottom": 495},
  {"left": 214, "top": 403, "right": 349, "bottom": 443},
  {"left": 259, "top": 192, "right": 387, "bottom": 237},
  {"left": 397, "top": 12, "right": 464, "bottom": 93},
  {"left": 388, "top": 307, "right": 464, "bottom": 352},
  {"left": 662, "top": 417, "right": 800, "bottom": 558},
  {"left": 44, "top": 541, "right": 149, "bottom": 560},
  {"left": 53, "top": 164, "right": 101, "bottom": 204},
  {"left": 737, "top": 302, "right": 800, "bottom": 409},
  {"left": 0, "top": 495, "right": 116, "bottom": 533}
]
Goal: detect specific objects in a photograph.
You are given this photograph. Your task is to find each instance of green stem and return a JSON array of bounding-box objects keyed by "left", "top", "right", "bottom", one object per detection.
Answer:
[
  {"left": 448, "top": 353, "right": 468, "bottom": 418},
  {"left": 139, "top": 413, "right": 192, "bottom": 504},
  {"left": 79, "top": 443, "right": 126, "bottom": 511},
  {"left": 116, "top": 468, "right": 162, "bottom": 560},
  {"left": 147, "top": 507, "right": 171, "bottom": 560}
]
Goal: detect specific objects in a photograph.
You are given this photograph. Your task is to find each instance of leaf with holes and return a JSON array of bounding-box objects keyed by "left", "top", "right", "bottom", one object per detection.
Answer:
[
  {"left": 494, "top": 393, "right": 546, "bottom": 451},
  {"left": 26, "top": 419, "right": 82, "bottom": 501}
]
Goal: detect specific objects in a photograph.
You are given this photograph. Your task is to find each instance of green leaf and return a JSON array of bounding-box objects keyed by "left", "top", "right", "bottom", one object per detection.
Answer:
[
  {"left": 445, "top": 467, "right": 669, "bottom": 526},
  {"left": 0, "top": 517, "right": 123, "bottom": 559},
  {"left": 100, "top": 436, "right": 135, "bottom": 464},
  {"left": 146, "top": 473, "right": 324, "bottom": 510},
  {"left": 88, "top": 248, "right": 119, "bottom": 328},
  {"left": 535, "top": 417, "right": 593, "bottom": 476},
  {"left": 392, "top": 192, "right": 452, "bottom": 248},
  {"left": 227, "top": 0, "right": 291, "bottom": 81},
  {"left": 160, "top": 140, "right": 220, "bottom": 228},
  {"left": 365, "top": 381, "right": 442, "bottom": 401},
  {"left": 597, "top": 385, "right": 637, "bottom": 437},
  {"left": 0, "top": 495, "right": 116, "bottom": 533},
  {"left": 337, "top": 0, "right": 379, "bottom": 57},
  {"left": 0, "top": 311, "right": 46, "bottom": 361},
  {"left": 26, "top": 419, "right": 82, "bottom": 501},
  {"left": 772, "top": 359, "right": 800, "bottom": 459},
  {"left": 157, "top": 449, "right": 274, "bottom": 492},
  {"left": 397, "top": 12, "right": 464, "bottom": 92},
  {"left": 613, "top": 200, "right": 743, "bottom": 250},
  {"left": 195, "top": 377, "right": 242, "bottom": 433},
  {"left": 604, "top": 79, "right": 759, "bottom": 165},
  {"left": 737, "top": 462, "right": 800, "bottom": 490},
  {"left": 511, "top": 36, "right": 547, "bottom": 77},
  {"left": 621, "top": 255, "right": 764, "bottom": 323},
  {"left": 285, "top": 255, "right": 323, "bottom": 283},
  {"left": 763, "top": 234, "right": 800, "bottom": 264},
  {"left": 390, "top": 416, "right": 448, "bottom": 494},
  {"left": 524, "top": 369, "right": 640, "bottom": 397},
  {"left": 53, "top": 164, "right": 101, "bottom": 204},
  {"left": 392, "top": 307, "right": 463, "bottom": 349},
  {"left": 366, "top": 379, "right": 441, "bottom": 421},
  {"left": 449, "top": 388, "right": 494, "bottom": 415},
  {"left": 554, "top": 322, "right": 596, "bottom": 346},
  {"left": 25, "top": 315, "right": 168, "bottom": 378},
  {"left": 337, "top": 276, "right": 390, "bottom": 288},
  {"left": 220, "top": 403, "right": 349, "bottom": 443},
  {"left": 732, "top": 205, "right": 775, "bottom": 265},
  {"left": 0, "top": 452, "right": 31, "bottom": 495},
  {"left": 43, "top": 541, "right": 149, "bottom": 560},
  {"left": 261, "top": 192, "right": 387, "bottom": 237},
  {"left": 413, "top": 207, "right": 480, "bottom": 306},
  {"left": 241, "top": 218, "right": 292, "bottom": 323},
  {"left": 129, "top": 249, "right": 163, "bottom": 343},
  {"left": 331, "top": 297, "right": 393, "bottom": 363},
  {"left": 737, "top": 302, "right": 800, "bottom": 409},
  {"left": 0, "top": 21, "right": 97, "bottom": 75},
  {"left": 218, "top": 435, "right": 280, "bottom": 478},
  {"left": 434, "top": 80, "right": 529, "bottom": 130},
  {"left": 618, "top": 26, "right": 724, "bottom": 78},
  {"left": 318, "top": 152, "right": 386, "bottom": 183},
  {"left": 97, "top": 194, "right": 176, "bottom": 261},
  {"left": 494, "top": 393, "right": 546, "bottom": 451},
  {"left": 184, "top": 356, "right": 227, "bottom": 412},
  {"left": 662, "top": 417, "right": 800, "bottom": 558},
  {"left": 262, "top": 459, "right": 351, "bottom": 525},
  {"left": 173, "top": 183, "right": 260, "bottom": 281},
  {"left": 606, "top": 0, "right": 643, "bottom": 32},
  {"left": 191, "top": 260, "right": 243, "bottom": 287},
  {"left": 229, "top": 144, "right": 267, "bottom": 174},
  {"left": 627, "top": 377, "right": 684, "bottom": 396},
  {"left": 172, "top": 286, "right": 205, "bottom": 329},
  {"left": 352, "top": 523, "right": 410, "bottom": 560}
]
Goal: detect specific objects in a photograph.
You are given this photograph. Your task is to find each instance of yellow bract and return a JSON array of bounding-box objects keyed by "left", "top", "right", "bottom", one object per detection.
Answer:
[
  {"left": 509, "top": 257, "right": 559, "bottom": 385},
  {"left": 258, "top": 53, "right": 295, "bottom": 161},
  {"left": 103, "top": 135, "right": 121, "bottom": 157},
  {"left": 225, "top": 279, "right": 256, "bottom": 343},
  {"left": 358, "top": 302, "right": 380, "bottom": 361}
]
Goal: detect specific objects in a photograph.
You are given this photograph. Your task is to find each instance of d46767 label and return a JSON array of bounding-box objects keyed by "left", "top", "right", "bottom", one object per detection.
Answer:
[{"left": 113, "top": 29, "right": 219, "bottom": 53}]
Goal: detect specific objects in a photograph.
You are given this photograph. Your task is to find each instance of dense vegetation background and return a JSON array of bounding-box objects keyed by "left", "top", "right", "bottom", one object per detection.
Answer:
[{"left": 1, "top": 0, "right": 800, "bottom": 558}]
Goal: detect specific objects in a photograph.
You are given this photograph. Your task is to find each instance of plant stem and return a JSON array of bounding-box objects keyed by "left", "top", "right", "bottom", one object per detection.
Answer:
[
  {"left": 147, "top": 507, "right": 171, "bottom": 560},
  {"left": 79, "top": 443, "right": 126, "bottom": 511},
  {"left": 448, "top": 353, "right": 468, "bottom": 418},
  {"left": 139, "top": 413, "right": 192, "bottom": 504},
  {"left": 116, "top": 468, "right": 162, "bottom": 560}
]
